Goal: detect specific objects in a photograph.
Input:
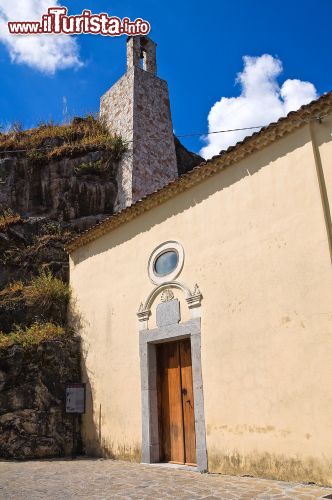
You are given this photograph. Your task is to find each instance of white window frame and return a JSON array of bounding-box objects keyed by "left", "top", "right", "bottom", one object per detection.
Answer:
[{"left": 148, "top": 241, "right": 184, "bottom": 285}]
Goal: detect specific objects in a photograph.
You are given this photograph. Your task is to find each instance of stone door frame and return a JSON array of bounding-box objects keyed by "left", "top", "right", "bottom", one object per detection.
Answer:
[{"left": 139, "top": 317, "right": 208, "bottom": 472}]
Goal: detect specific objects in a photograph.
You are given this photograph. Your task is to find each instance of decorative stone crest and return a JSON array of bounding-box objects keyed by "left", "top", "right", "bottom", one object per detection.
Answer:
[
  {"left": 137, "top": 302, "right": 150, "bottom": 325},
  {"left": 192, "top": 283, "right": 201, "bottom": 297},
  {"left": 160, "top": 289, "right": 174, "bottom": 302},
  {"left": 186, "top": 283, "right": 203, "bottom": 310}
]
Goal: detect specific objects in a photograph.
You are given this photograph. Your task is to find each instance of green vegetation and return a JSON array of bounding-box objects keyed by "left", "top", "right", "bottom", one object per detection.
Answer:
[
  {"left": 0, "top": 209, "right": 21, "bottom": 230},
  {"left": 0, "top": 280, "right": 24, "bottom": 307},
  {"left": 0, "top": 115, "right": 127, "bottom": 166},
  {"left": 25, "top": 270, "right": 70, "bottom": 322},
  {"left": 74, "top": 159, "right": 110, "bottom": 175},
  {"left": 0, "top": 322, "right": 67, "bottom": 350},
  {"left": 0, "top": 270, "right": 71, "bottom": 341}
]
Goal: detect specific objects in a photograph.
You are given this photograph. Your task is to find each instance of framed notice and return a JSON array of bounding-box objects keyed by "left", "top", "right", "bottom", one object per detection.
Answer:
[{"left": 66, "top": 383, "right": 85, "bottom": 414}]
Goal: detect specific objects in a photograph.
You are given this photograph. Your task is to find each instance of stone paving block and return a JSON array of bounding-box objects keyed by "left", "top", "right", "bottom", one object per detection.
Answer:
[{"left": 1, "top": 459, "right": 332, "bottom": 499}]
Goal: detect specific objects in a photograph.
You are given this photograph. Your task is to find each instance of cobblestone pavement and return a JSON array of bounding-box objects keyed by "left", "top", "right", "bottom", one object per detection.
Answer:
[{"left": 1, "top": 459, "right": 332, "bottom": 499}]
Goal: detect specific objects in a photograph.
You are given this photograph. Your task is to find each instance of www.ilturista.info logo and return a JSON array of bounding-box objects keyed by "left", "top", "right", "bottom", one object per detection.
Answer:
[{"left": 7, "top": 7, "right": 151, "bottom": 36}]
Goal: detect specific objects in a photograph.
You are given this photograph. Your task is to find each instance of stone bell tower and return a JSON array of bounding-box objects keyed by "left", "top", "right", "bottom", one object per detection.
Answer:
[{"left": 100, "top": 36, "right": 178, "bottom": 211}]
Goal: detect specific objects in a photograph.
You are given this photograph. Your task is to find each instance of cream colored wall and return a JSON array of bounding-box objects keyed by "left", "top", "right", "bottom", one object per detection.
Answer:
[
  {"left": 70, "top": 119, "right": 332, "bottom": 483},
  {"left": 316, "top": 114, "right": 332, "bottom": 209}
]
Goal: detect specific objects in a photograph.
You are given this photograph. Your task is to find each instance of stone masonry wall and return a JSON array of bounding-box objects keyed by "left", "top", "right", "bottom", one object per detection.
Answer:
[
  {"left": 100, "top": 71, "right": 135, "bottom": 209},
  {"left": 132, "top": 66, "right": 178, "bottom": 202},
  {"left": 100, "top": 37, "right": 178, "bottom": 210},
  {"left": 0, "top": 338, "right": 81, "bottom": 459}
]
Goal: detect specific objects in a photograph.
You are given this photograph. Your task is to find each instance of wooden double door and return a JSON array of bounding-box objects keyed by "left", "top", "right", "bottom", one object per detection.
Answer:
[{"left": 156, "top": 339, "right": 196, "bottom": 465}]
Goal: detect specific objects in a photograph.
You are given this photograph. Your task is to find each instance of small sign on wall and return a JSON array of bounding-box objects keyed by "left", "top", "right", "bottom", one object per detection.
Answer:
[{"left": 66, "top": 383, "right": 85, "bottom": 414}]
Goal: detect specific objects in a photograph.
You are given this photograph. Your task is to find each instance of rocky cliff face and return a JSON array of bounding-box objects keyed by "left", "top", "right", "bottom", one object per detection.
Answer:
[
  {"left": 0, "top": 218, "right": 70, "bottom": 289},
  {"left": 174, "top": 136, "right": 204, "bottom": 176},
  {"left": 0, "top": 116, "right": 126, "bottom": 226},
  {"left": 0, "top": 118, "right": 202, "bottom": 460},
  {"left": 0, "top": 133, "right": 202, "bottom": 226},
  {"left": 0, "top": 118, "right": 126, "bottom": 289},
  {"left": 0, "top": 125, "right": 202, "bottom": 287},
  {"left": 0, "top": 152, "right": 118, "bottom": 227},
  {"left": 0, "top": 338, "right": 81, "bottom": 459}
]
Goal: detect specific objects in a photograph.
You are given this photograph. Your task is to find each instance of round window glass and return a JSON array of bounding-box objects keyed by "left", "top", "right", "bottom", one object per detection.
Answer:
[{"left": 154, "top": 250, "right": 178, "bottom": 276}]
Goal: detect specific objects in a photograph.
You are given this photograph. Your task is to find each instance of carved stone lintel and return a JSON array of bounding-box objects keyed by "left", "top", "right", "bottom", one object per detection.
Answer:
[
  {"left": 138, "top": 282, "right": 203, "bottom": 329},
  {"left": 156, "top": 299, "right": 180, "bottom": 327}
]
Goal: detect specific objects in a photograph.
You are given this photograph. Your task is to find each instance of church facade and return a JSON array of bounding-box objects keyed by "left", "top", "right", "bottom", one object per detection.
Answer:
[{"left": 67, "top": 37, "right": 332, "bottom": 484}]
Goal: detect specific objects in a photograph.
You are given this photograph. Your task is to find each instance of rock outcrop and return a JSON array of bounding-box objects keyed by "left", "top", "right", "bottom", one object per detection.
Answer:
[
  {"left": 0, "top": 137, "right": 201, "bottom": 223},
  {"left": 174, "top": 136, "right": 204, "bottom": 176},
  {"left": 0, "top": 337, "right": 81, "bottom": 459},
  {"left": 0, "top": 218, "right": 71, "bottom": 289},
  {"left": 0, "top": 152, "right": 118, "bottom": 223}
]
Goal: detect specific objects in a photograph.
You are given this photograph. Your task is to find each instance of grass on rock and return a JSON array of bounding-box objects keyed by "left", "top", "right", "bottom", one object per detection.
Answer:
[{"left": 0, "top": 115, "right": 127, "bottom": 165}]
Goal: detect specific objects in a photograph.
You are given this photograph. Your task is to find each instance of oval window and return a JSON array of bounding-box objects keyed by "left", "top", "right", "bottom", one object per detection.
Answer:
[
  {"left": 154, "top": 250, "right": 178, "bottom": 276},
  {"left": 148, "top": 241, "right": 184, "bottom": 284}
]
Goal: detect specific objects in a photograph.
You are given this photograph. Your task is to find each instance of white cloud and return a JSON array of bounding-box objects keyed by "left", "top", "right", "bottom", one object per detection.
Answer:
[
  {"left": 0, "top": 0, "right": 82, "bottom": 74},
  {"left": 200, "top": 54, "right": 317, "bottom": 159}
]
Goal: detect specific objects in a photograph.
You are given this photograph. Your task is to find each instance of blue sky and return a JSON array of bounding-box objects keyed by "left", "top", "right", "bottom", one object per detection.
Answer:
[{"left": 0, "top": 0, "right": 331, "bottom": 156}]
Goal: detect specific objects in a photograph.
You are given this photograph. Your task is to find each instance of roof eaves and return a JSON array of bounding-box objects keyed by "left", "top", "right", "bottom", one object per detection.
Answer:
[{"left": 65, "top": 91, "right": 332, "bottom": 254}]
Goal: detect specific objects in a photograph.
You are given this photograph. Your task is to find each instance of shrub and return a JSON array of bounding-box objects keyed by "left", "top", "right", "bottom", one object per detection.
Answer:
[
  {"left": 24, "top": 270, "right": 71, "bottom": 325},
  {"left": 27, "top": 270, "right": 70, "bottom": 304},
  {"left": 0, "top": 322, "right": 67, "bottom": 350},
  {"left": 0, "top": 271, "right": 70, "bottom": 332},
  {"left": 0, "top": 209, "right": 21, "bottom": 230}
]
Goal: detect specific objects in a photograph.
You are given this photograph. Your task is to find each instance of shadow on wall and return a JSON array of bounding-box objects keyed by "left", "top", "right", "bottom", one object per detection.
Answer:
[
  {"left": 80, "top": 354, "right": 141, "bottom": 461},
  {"left": 69, "top": 300, "right": 141, "bottom": 461},
  {"left": 72, "top": 125, "right": 312, "bottom": 267}
]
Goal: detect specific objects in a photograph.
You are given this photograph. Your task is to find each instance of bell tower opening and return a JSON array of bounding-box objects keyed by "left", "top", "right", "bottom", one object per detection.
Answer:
[
  {"left": 100, "top": 35, "right": 177, "bottom": 210},
  {"left": 126, "top": 35, "right": 157, "bottom": 75}
]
